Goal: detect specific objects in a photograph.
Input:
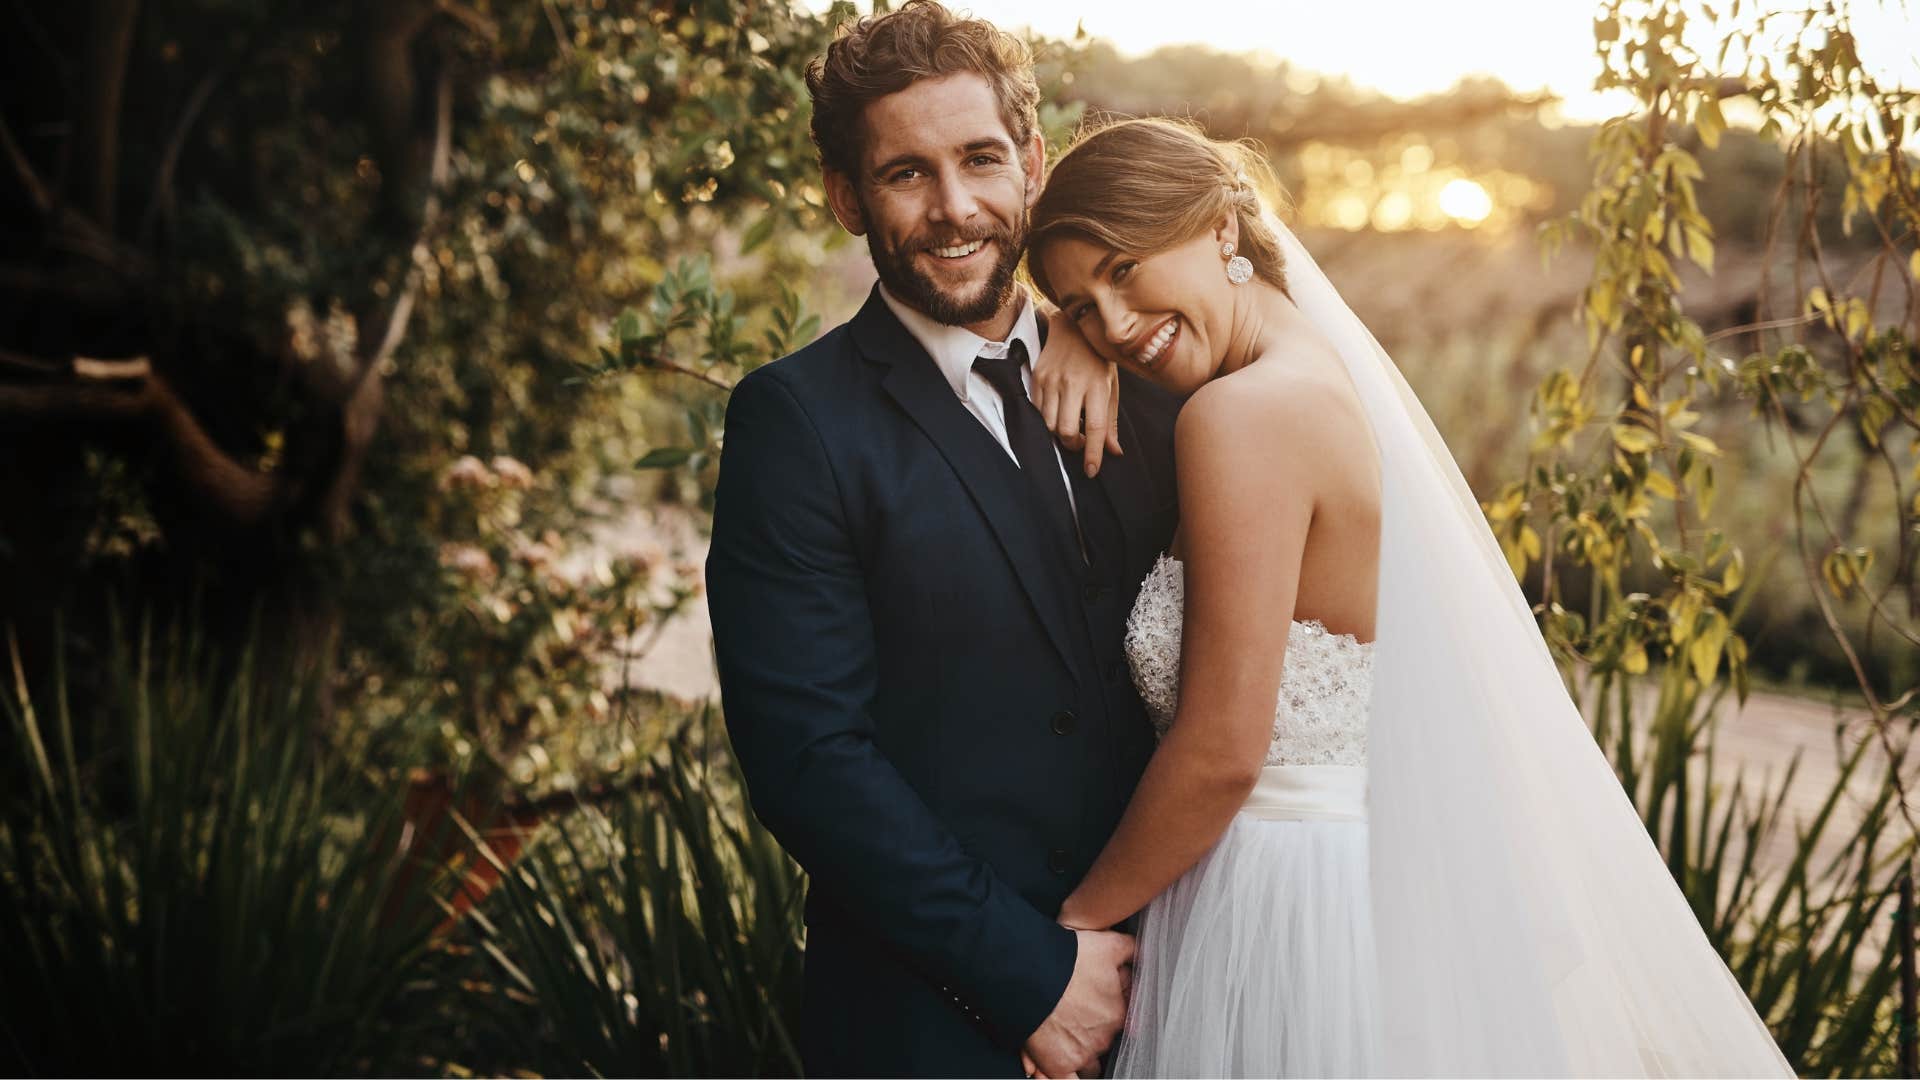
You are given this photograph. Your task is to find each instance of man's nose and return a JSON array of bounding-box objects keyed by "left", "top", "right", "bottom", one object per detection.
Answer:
[{"left": 928, "top": 171, "right": 980, "bottom": 226}]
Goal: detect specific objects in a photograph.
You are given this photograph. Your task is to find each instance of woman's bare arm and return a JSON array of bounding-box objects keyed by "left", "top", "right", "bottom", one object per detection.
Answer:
[{"left": 1056, "top": 376, "right": 1318, "bottom": 930}]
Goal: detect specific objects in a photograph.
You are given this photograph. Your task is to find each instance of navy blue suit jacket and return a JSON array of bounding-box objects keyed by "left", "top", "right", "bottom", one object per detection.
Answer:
[{"left": 707, "top": 287, "right": 1180, "bottom": 1077}]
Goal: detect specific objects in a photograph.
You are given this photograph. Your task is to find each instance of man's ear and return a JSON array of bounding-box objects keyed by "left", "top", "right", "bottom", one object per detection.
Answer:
[
  {"left": 823, "top": 168, "right": 867, "bottom": 237},
  {"left": 1021, "top": 130, "right": 1046, "bottom": 209}
]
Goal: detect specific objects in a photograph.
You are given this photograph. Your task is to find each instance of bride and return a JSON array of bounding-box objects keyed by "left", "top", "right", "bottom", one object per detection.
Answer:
[{"left": 1022, "top": 117, "right": 1793, "bottom": 1078}]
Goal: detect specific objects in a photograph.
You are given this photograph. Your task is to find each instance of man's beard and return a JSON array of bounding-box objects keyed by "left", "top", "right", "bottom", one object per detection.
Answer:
[{"left": 866, "top": 207, "right": 1027, "bottom": 327}]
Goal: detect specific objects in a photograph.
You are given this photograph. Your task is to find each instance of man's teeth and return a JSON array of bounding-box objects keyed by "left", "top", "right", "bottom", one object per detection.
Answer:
[
  {"left": 1141, "top": 318, "right": 1178, "bottom": 364},
  {"left": 931, "top": 240, "right": 984, "bottom": 259}
]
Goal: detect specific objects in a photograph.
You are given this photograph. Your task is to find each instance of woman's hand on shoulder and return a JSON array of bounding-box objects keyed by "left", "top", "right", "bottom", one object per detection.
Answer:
[{"left": 1033, "top": 308, "right": 1124, "bottom": 477}]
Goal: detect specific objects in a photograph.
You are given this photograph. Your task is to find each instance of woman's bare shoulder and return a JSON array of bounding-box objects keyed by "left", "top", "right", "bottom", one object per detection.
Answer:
[{"left": 1177, "top": 344, "right": 1363, "bottom": 460}]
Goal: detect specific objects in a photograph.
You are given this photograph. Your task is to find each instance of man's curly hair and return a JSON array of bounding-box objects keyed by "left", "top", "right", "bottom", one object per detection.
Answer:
[{"left": 805, "top": 0, "right": 1040, "bottom": 178}]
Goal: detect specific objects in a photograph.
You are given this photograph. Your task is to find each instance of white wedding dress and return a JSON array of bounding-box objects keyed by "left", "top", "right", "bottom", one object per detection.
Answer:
[
  {"left": 1097, "top": 215, "right": 1791, "bottom": 1077},
  {"left": 1111, "top": 553, "right": 1383, "bottom": 1077}
]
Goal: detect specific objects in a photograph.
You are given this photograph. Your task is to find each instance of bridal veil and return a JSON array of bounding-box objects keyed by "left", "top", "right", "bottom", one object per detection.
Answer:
[{"left": 1268, "top": 217, "right": 1794, "bottom": 1076}]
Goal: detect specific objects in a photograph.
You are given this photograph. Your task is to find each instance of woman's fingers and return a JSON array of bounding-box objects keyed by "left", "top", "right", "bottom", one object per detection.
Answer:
[
  {"left": 1078, "top": 366, "right": 1119, "bottom": 476},
  {"left": 1040, "top": 373, "right": 1081, "bottom": 450},
  {"left": 1057, "top": 380, "right": 1087, "bottom": 451}
]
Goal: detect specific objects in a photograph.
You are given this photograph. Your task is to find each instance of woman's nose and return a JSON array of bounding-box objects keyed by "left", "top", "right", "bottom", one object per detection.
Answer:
[{"left": 1099, "top": 304, "right": 1137, "bottom": 351}]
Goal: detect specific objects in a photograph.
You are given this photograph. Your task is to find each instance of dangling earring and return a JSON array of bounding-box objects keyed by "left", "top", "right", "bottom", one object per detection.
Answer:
[{"left": 1222, "top": 242, "right": 1253, "bottom": 285}]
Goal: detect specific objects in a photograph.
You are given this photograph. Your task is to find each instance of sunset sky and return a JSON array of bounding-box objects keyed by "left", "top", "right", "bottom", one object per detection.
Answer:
[{"left": 810, "top": 0, "right": 1920, "bottom": 123}]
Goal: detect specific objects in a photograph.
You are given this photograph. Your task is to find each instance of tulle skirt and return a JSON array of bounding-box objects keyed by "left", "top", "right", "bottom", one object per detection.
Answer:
[{"left": 1112, "top": 766, "right": 1381, "bottom": 1078}]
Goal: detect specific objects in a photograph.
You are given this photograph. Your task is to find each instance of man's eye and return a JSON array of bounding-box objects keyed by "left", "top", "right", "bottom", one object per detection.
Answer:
[
  {"left": 969, "top": 154, "right": 1000, "bottom": 167},
  {"left": 1072, "top": 303, "right": 1094, "bottom": 321},
  {"left": 891, "top": 169, "right": 921, "bottom": 182}
]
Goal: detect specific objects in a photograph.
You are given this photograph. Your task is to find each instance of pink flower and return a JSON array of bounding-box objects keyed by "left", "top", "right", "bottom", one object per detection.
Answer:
[
  {"left": 439, "top": 542, "right": 497, "bottom": 582},
  {"left": 513, "top": 540, "right": 556, "bottom": 569},
  {"left": 492, "top": 455, "right": 534, "bottom": 490},
  {"left": 612, "top": 544, "right": 667, "bottom": 580},
  {"left": 673, "top": 558, "right": 706, "bottom": 598},
  {"left": 440, "top": 455, "right": 492, "bottom": 493}
]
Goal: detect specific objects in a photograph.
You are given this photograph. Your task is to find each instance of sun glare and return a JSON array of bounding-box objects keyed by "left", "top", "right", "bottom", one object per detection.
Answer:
[{"left": 1437, "top": 179, "right": 1494, "bottom": 226}]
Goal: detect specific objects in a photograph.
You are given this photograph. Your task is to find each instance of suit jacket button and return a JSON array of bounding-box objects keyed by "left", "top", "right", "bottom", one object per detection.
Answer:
[
  {"left": 1082, "top": 583, "right": 1107, "bottom": 604},
  {"left": 1048, "top": 848, "right": 1071, "bottom": 875},
  {"left": 1050, "top": 709, "right": 1077, "bottom": 735}
]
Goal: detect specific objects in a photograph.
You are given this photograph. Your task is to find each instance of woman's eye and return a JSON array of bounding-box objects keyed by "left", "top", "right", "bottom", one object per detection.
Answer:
[
  {"left": 1072, "top": 303, "right": 1094, "bottom": 321},
  {"left": 1113, "top": 261, "right": 1135, "bottom": 283}
]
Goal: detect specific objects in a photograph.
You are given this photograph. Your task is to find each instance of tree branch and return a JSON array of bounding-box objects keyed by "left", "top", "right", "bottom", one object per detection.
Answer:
[
  {"left": 137, "top": 66, "right": 223, "bottom": 243},
  {"left": 321, "top": 60, "right": 455, "bottom": 540},
  {"left": 0, "top": 112, "right": 53, "bottom": 214},
  {"left": 435, "top": 0, "right": 499, "bottom": 42},
  {"left": 75, "top": 0, "right": 142, "bottom": 232},
  {"left": 0, "top": 351, "right": 281, "bottom": 527}
]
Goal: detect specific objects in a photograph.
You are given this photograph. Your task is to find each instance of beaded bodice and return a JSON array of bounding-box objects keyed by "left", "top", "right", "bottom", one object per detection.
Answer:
[{"left": 1125, "top": 553, "right": 1373, "bottom": 767}]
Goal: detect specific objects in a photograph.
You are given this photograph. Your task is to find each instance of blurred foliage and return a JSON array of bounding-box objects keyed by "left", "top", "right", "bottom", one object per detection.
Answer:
[
  {"left": 336, "top": 0, "right": 850, "bottom": 782},
  {"left": 0, "top": 0, "right": 858, "bottom": 786},
  {"left": 1487, "top": 0, "right": 1920, "bottom": 1069}
]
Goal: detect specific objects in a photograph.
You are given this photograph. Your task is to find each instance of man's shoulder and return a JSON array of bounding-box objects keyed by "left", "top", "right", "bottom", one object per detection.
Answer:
[
  {"left": 735, "top": 318, "right": 868, "bottom": 402},
  {"left": 1117, "top": 368, "right": 1183, "bottom": 432}
]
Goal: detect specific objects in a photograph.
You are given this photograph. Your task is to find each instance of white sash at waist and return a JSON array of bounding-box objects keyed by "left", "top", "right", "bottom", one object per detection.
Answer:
[{"left": 1238, "top": 764, "right": 1368, "bottom": 823}]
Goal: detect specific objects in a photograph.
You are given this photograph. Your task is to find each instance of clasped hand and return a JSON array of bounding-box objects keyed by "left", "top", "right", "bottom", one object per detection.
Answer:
[{"left": 1020, "top": 926, "right": 1134, "bottom": 1080}]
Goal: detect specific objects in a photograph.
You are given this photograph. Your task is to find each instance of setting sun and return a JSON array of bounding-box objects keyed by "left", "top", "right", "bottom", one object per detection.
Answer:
[{"left": 1437, "top": 178, "right": 1494, "bottom": 225}]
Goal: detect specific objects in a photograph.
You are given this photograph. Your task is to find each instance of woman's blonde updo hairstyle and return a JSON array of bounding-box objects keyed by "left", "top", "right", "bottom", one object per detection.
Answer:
[{"left": 1028, "top": 117, "right": 1289, "bottom": 302}]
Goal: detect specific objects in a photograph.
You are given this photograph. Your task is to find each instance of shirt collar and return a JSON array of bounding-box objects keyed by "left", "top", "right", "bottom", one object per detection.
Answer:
[{"left": 878, "top": 283, "right": 1041, "bottom": 403}]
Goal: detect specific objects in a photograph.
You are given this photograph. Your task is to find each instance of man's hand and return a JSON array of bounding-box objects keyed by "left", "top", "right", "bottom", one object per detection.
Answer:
[
  {"left": 1032, "top": 308, "right": 1123, "bottom": 478},
  {"left": 1021, "top": 928, "right": 1135, "bottom": 1078}
]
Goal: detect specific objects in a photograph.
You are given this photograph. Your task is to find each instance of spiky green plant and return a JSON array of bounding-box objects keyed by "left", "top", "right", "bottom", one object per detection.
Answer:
[
  {"left": 0, "top": 613, "right": 456, "bottom": 1075},
  {"left": 469, "top": 727, "right": 806, "bottom": 1077},
  {"left": 1642, "top": 712, "right": 1908, "bottom": 1075}
]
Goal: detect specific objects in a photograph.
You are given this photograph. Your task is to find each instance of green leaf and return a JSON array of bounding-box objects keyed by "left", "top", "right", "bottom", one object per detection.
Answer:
[
  {"left": 1612, "top": 424, "right": 1660, "bottom": 454},
  {"left": 636, "top": 447, "right": 696, "bottom": 469},
  {"left": 1685, "top": 227, "right": 1715, "bottom": 273},
  {"left": 1696, "top": 95, "right": 1725, "bottom": 149},
  {"left": 1689, "top": 610, "right": 1729, "bottom": 682},
  {"left": 1678, "top": 431, "right": 1721, "bottom": 456},
  {"left": 737, "top": 214, "right": 775, "bottom": 255},
  {"left": 1622, "top": 641, "right": 1649, "bottom": 674}
]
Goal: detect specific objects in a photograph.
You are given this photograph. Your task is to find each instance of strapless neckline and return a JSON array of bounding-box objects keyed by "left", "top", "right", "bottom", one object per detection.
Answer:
[{"left": 1127, "top": 552, "right": 1375, "bottom": 767}]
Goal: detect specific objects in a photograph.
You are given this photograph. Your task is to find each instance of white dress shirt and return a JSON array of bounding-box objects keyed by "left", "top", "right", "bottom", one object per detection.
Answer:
[{"left": 878, "top": 285, "right": 1082, "bottom": 524}]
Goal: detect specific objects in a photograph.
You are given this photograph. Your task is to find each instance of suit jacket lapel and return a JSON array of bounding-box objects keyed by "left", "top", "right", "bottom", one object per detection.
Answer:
[{"left": 852, "top": 288, "right": 1083, "bottom": 671}]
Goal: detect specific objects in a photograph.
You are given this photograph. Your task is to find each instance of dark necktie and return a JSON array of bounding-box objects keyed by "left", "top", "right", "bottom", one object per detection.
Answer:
[{"left": 973, "top": 340, "right": 1085, "bottom": 566}]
